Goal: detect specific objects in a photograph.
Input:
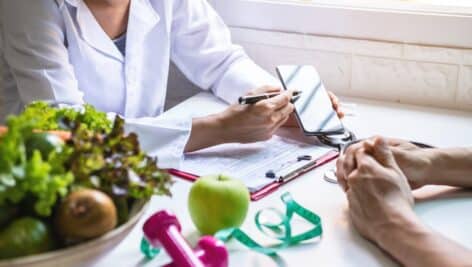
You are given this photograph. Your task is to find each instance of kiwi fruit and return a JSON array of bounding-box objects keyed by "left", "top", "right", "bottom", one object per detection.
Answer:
[{"left": 55, "top": 189, "right": 117, "bottom": 242}]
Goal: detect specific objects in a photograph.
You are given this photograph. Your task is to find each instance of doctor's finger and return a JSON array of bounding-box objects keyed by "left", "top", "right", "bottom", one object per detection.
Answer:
[
  {"left": 328, "top": 91, "right": 339, "bottom": 109},
  {"left": 272, "top": 103, "right": 295, "bottom": 125},
  {"left": 272, "top": 112, "right": 291, "bottom": 133},
  {"left": 263, "top": 91, "right": 292, "bottom": 110},
  {"left": 328, "top": 91, "right": 345, "bottom": 119}
]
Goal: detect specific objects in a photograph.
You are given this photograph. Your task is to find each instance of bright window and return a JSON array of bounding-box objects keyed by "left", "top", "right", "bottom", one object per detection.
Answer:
[
  {"left": 209, "top": 0, "right": 472, "bottom": 47},
  {"left": 264, "top": 0, "right": 472, "bottom": 13}
]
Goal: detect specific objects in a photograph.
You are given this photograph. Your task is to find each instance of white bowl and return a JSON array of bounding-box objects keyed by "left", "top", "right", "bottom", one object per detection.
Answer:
[{"left": 0, "top": 201, "right": 148, "bottom": 267}]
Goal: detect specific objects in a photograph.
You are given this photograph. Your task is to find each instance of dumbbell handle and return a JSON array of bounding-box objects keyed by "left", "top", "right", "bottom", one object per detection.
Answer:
[{"left": 160, "top": 224, "right": 204, "bottom": 267}]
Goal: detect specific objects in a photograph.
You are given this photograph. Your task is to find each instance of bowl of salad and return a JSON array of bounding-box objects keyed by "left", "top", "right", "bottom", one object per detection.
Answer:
[{"left": 0, "top": 103, "right": 173, "bottom": 266}]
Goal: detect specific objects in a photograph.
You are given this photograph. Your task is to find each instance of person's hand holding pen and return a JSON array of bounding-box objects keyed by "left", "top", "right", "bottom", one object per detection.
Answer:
[
  {"left": 231, "top": 86, "right": 345, "bottom": 139},
  {"left": 185, "top": 85, "right": 295, "bottom": 152},
  {"left": 241, "top": 87, "right": 345, "bottom": 127},
  {"left": 217, "top": 86, "right": 296, "bottom": 143},
  {"left": 184, "top": 86, "right": 344, "bottom": 152}
]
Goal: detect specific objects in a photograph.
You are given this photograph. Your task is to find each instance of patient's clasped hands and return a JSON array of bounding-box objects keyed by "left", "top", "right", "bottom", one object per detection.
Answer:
[
  {"left": 336, "top": 137, "right": 472, "bottom": 267},
  {"left": 336, "top": 138, "right": 416, "bottom": 244}
]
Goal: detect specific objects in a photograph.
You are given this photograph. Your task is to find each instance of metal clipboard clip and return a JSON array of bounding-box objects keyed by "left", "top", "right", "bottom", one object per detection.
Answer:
[{"left": 264, "top": 155, "right": 319, "bottom": 183}]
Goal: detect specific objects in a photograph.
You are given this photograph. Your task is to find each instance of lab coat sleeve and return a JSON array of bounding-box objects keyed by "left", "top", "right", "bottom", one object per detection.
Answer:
[
  {"left": 1, "top": 0, "right": 85, "bottom": 106},
  {"left": 124, "top": 112, "right": 192, "bottom": 169},
  {"left": 170, "top": 0, "right": 279, "bottom": 104}
]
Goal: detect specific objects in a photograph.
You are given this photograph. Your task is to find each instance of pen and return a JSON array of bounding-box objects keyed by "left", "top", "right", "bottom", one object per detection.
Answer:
[{"left": 238, "top": 91, "right": 301, "bottom": 105}]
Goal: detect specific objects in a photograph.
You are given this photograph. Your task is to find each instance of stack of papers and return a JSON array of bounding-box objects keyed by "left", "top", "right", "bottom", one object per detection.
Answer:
[{"left": 180, "top": 135, "right": 333, "bottom": 191}]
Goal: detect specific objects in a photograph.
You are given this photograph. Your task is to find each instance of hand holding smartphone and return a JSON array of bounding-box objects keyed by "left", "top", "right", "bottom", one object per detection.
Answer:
[{"left": 276, "top": 65, "right": 345, "bottom": 136}]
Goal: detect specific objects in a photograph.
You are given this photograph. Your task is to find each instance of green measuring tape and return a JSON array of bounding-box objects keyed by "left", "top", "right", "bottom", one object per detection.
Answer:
[
  {"left": 214, "top": 192, "right": 323, "bottom": 256},
  {"left": 140, "top": 192, "right": 322, "bottom": 259}
]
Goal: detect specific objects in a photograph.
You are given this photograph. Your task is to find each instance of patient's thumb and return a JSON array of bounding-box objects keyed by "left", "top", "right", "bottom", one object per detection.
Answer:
[{"left": 372, "top": 137, "right": 397, "bottom": 168}]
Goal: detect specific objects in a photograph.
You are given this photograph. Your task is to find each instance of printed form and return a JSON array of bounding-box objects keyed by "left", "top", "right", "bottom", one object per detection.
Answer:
[{"left": 180, "top": 135, "right": 333, "bottom": 191}]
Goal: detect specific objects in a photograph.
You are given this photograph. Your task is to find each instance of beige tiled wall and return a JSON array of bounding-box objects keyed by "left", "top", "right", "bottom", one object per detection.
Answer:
[
  {"left": 231, "top": 27, "right": 472, "bottom": 111},
  {"left": 458, "top": 65, "right": 472, "bottom": 105}
]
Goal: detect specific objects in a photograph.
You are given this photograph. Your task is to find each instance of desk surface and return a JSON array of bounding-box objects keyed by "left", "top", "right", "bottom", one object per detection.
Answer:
[{"left": 95, "top": 93, "right": 472, "bottom": 267}]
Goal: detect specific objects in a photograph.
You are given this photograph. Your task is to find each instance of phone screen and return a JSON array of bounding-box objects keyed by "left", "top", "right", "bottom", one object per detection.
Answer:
[{"left": 276, "top": 65, "right": 344, "bottom": 135}]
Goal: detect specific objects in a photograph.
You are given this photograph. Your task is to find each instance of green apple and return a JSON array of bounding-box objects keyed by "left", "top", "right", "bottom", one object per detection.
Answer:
[{"left": 188, "top": 174, "right": 250, "bottom": 235}]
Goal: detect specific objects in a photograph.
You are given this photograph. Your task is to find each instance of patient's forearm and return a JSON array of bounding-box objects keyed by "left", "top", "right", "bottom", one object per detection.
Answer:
[
  {"left": 426, "top": 148, "right": 472, "bottom": 187},
  {"left": 378, "top": 214, "right": 472, "bottom": 267}
]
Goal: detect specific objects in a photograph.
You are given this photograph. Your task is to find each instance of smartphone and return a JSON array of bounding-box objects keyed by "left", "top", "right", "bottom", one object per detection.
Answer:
[{"left": 276, "top": 65, "right": 345, "bottom": 136}]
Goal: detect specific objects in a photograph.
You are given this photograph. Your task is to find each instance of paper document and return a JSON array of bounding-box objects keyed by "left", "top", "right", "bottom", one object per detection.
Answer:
[{"left": 181, "top": 136, "right": 333, "bottom": 191}]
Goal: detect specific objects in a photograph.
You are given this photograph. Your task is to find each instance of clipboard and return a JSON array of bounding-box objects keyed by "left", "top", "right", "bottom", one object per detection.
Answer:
[{"left": 167, "top": 135, "right": 339, "bottom": 201}]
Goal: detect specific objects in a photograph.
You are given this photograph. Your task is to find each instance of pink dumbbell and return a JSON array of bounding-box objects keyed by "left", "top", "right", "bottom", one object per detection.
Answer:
[{"left": 142, "top": 210, "right": 229, "bottom": 267}]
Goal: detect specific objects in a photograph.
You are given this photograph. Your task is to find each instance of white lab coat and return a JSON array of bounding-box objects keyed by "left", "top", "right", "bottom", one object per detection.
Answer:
[{"left": 0, "top": 0, "right": 277, "bottom": 167}]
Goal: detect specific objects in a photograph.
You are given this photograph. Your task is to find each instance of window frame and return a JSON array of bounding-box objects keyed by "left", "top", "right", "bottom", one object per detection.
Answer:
[{"left": 209, "top": 0, "right": 472, "bottom": 48}]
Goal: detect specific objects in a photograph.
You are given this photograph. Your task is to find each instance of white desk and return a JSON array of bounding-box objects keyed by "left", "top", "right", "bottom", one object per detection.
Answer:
[{"left": 95, "top": 93, "right": 472, "bottom": 267}]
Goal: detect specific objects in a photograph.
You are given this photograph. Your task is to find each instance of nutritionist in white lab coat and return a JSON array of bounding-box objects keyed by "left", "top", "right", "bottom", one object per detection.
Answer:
[{"left": 0, "top": 0, "right": 342, "bottom": 168}]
